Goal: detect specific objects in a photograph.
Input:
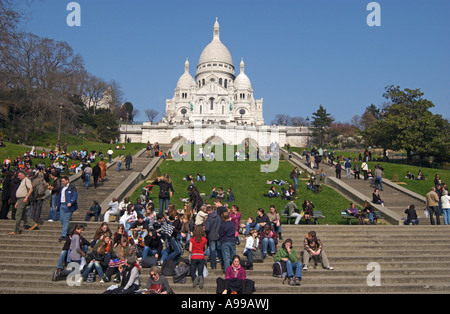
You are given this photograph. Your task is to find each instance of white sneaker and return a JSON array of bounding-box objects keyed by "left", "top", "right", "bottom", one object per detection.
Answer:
[
  {"left": 303, "top": 264, "right": 308, "bottom": 270},
  {"left": 325, "top": 266, "right": 334, "bottom": 270},
  {"left": 48, "top": 219, "right": 54, "bottom": 222}
]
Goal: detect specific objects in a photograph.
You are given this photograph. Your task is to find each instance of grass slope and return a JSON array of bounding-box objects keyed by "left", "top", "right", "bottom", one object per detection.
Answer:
[{"left": 131, "top": 158, "right": 352, "bottom": 225}]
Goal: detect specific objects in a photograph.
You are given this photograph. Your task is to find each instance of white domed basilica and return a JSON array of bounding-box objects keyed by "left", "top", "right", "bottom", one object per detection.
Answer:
[
  {"left": 163, "top": 18, "right": 264, "bottom": 126},
  {"left": 120, "top": 19, "right": 309, "bottom": 148}
]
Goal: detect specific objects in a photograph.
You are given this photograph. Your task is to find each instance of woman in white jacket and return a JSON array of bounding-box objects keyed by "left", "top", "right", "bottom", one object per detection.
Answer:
[
  {"left": 243, "top": 229, "right": 259, "bottom": 263},
  {"left": 441, "top": 189, "right": 450, "bottom": 225}
]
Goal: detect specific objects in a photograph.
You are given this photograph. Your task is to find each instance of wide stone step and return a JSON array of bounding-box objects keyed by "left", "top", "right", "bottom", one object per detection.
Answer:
[{"left": 0, "top": 278, "right": 449, "bottom": 294}]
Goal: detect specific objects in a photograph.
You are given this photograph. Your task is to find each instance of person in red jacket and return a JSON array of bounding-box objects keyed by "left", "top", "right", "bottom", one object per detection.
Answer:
[{"left": 189, "top": 225, "right": 207, "bottom": 289}]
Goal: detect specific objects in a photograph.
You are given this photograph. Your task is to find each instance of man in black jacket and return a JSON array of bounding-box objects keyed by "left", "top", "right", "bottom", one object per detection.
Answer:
[
  {"left": 152, "top": 174, "right": 174, "bottom": 215},
  {"left": 205, "top": 206, "right": 222, "bottom": 269}
]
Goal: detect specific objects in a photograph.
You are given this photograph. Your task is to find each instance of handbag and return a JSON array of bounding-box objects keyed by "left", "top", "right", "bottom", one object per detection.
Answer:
[
  {"left": 108, "top": 258, "right": 125, "bottom": 268},
  {"left": 251, "top": 249, "right": 264, "bottom": 263}
]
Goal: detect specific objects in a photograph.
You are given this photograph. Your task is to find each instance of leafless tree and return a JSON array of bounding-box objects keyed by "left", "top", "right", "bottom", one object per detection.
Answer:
[{"left": 144, "top": 109, "right": 159, "bottom": 123}]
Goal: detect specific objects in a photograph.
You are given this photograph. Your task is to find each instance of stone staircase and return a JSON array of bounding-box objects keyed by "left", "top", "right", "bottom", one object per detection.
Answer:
[
  {"left": 1, "top": 147, "right": 449, "bottom": 294},
  {"left": 69, "top": 151, "right": 155, "bottom": 222},
  {"left": 1, "top": 221, "right": 450, "bottom": 294}
]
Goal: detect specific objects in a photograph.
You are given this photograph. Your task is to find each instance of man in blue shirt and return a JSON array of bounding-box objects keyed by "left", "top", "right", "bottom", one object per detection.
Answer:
[{"left": 56, "top": 176, "right": 78, "bottom": 241}]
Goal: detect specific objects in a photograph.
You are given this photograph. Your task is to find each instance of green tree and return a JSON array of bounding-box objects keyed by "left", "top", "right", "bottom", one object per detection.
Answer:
[
  {"left": 364, "top": 85, "right": 450, "bottom": 163},
  {"left": 311, "top": 105, "right": 334, "bottom": 147},
  {"left": 94, "top": 111, "right": 119, "bottom": 143}
]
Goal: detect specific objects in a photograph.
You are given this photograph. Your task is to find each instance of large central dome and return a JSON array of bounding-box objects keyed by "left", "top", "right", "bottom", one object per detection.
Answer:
[
  {"left": 198, "top": 39, "right": 233, "bottom": 65},
  {"left": 196, "top": 18, "right": 235, "bottom": 80}
]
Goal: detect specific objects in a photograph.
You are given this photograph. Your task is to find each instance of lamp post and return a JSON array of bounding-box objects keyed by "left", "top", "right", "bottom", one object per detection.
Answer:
[
  {"left": 57, "top": 103, "right": 64, "bottom": 152},
  {"left": 306, "top": 116, "right": 310, "bottom": 148}
]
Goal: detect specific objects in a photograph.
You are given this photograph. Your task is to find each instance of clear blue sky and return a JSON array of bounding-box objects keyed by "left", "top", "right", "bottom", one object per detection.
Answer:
[{"left": 16, "top": 0, "right": 450, "bottom": 123}]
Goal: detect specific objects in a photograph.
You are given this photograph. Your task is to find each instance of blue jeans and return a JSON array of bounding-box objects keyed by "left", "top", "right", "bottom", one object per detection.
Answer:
[
  {"left": 271, "top": 222, "right": 282, "bottom": 234},
  {"left": 161, "top": 238, "right": 183, "bottom": 265},
  {"left": 221, "top": 241, "right": 236, "bottom": 270},
  {"left": 59, "top": 205, "right": 73, "bottom": 238},
  {"left": 159, "top": 198, "right": 170, "bottom": 215},
  {"left": 442, "top": 208, "right": 450, "bottom": 225},
  {"left": 286, "top": 260, "right": 303, "bottom": 279},
  {"left": 82, "top": 261, "right": 105, "bottom": 279},
  {"left": 84, "top": 174, "right": 90, "bottom": 188},
  {"left": 245, "top": 222, "right": 260, "bottom": 235},
  {"left": 244, "top": 249, "right": 253, "bottom": 263},
  {"left": 261, "top": 238, "right": 276, "bottom": 257},
  {"left": 293, "top": 177, "right": 298, "bottom": 189},
  {"left": 48, "top": 194, "right": 60, "bottom": 221},
  {"left": 117, "top": 161, "right": 122, "bottom": 172},
  {"left": 375, "top": 176, "right": 383, "bottom": 190},
  {"left": 142, "top": 247, "right": 158, "bottom": 260},
  {"left": 205, "top": 240, "right": 222, "bottom": 269}
]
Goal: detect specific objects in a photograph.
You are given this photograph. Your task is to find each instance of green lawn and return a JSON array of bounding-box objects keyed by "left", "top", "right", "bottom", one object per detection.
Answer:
[{"left": 130, "top": 157, "right": 354, "bottom": 225}]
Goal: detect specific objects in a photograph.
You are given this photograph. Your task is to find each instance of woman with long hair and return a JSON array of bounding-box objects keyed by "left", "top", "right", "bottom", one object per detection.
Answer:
[{"left": 189, "top": 225, "right": 208, "bottom": 289}]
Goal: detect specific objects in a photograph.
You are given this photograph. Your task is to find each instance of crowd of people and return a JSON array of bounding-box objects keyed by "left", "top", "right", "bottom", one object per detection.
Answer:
[
  {"left": 47, "top": 166, "right": 337, "bottom": 294},
  {"left": 3, "top": 141, "right": 447, "bottom": 294}
]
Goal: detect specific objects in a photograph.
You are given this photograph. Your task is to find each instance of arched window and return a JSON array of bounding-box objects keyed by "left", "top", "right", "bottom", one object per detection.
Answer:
[
  {"left": 224, "top": 79, "right": 227, "bottom": 88},
  {"left": 219, "top": 78, "right": 223, "bottom": 85},
  {"left": 210, "top": 98, "right": 214, "bottom": 111},
  {"left": 199, "top": 105, "right": 202, "bottom": 114}
]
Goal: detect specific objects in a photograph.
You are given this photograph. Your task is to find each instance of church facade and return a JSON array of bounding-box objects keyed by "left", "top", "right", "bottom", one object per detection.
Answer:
[{"left": 120, "top": 19, "right": 308, "bottom": 148}]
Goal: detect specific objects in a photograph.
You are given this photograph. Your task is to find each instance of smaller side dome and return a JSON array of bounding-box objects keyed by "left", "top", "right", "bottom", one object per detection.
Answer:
[
  {"left": 177, "top": 58, "right": 196, "bottom": 89},
  {"left": 234, "top": 58, "right": 252, "bottom": 90}
]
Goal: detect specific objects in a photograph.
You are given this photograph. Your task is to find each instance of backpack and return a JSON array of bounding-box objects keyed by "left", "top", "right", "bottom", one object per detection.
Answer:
[
  {"left": 141, "top": 256, "right": 157, "bottom": 268},
  {"left": 161, "top": 259, "right": 176, "bottom": 276},
  {"left": 240, "top": 259, "right": 253, "bottom": 270},
  {"left": 272, "top": 261, "right": 287, "bottom": 279},
  {"left": 251, "top": 249, "right": 264, "bottom": 263},
  {"left": 173, "top": 262, "right": 190, "bottom": 284}
]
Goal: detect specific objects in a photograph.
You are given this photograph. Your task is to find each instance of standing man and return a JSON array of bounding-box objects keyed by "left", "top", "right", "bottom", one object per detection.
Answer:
[
  {"left": 374, "top": 165, "right": 384, "bottom": 191},
  {"left": 83, "top": 163, "right": 92, "bottom": 189},
  {"left": 56, "top": 176, "right": 78, "bottom": 242},
  {"left": 47, "top": 172, "right": 61, "bottom": 222},
  {"left": 426, "top": 187, "right": 440, "bottom": 225},
  {"left": 205, "top": 205, "right": 222, "bottom": 270},
  {"left": 335, "top": 163, "right": 342, "bottom": 179},
  {"left": 344, "top": 158, "right": 352, "bottom": 180},
  {"left": 10, "top": 171, "right": 38, "bottom": 234},
  {"left": 218, "top": 211, "right": 236, "bottom": 271},
  {"left": 107, "top": 148, "right": 114, "bottom": 164},
  {"left": 290, "top": 167, "right": 299, "bottom": 190},
  {"left": 92, "top": 162, "right": 101, "bottom": 188},
  {"left": 361, "top": 161, "right": 369, "bottom": 180},
  {"left": 125, "top": 153, "right": 133, "bottom": 171}
]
